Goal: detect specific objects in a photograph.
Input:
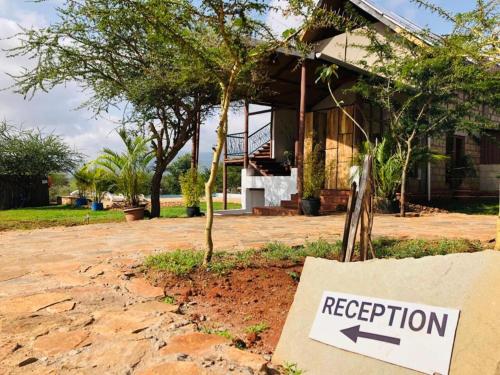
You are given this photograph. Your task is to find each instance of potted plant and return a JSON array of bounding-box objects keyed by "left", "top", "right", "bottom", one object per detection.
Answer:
[
  {"left": 96, "top": 129, "right": 153, "bottom": 221},
  {"left": 282, "top": 150, "right": 294, "bottom": 173},
  {"left": 179, "top": 167, "right": 204, "bottom": 217},
  {"left": 301, "top": 144, "right": 325, "bottom": 216},
  {"left": 73, "top": 167, "right": 91, "bottom": 207}
]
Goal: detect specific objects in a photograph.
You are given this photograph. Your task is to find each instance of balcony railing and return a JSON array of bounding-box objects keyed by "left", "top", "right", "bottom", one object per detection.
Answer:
[{"left": 226, "top": 122, "right": 271, "bottom": 158}]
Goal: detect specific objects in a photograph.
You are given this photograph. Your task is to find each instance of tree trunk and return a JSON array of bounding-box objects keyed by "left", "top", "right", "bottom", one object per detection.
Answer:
[
  {"left": 150, "top": 167, "right": 164, "bottom": 218},
  {"left": 399, "top": 135, "right": 415, "bottom": 217},
  {"left": 400, "top": 164, "right": 408, "bottom": 217},
  {"left": 203, "top": 68, "right": 238, "bottom": 265}
]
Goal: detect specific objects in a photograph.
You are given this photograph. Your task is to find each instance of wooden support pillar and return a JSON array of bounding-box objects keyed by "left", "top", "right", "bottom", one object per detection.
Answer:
[
  {"left": 296, "top": 62, "right": 307, "bottom": 213},
  {"left": 223, "top": 138, "right": 228, "bottom": 210},
  {"left": 244, "top": 101, "right": 249, "bottom": 169}
]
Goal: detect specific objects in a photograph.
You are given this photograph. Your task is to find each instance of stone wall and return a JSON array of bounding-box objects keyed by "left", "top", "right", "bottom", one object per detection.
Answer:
[
  {"left": 430, "top": 136, "right": 448, "bottom": 192},
  {"left": 479, "top": 164, "right": 500, "bottom": 192}
]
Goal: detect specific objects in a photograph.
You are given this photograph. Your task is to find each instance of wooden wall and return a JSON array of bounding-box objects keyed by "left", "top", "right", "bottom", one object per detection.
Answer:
[
  {"left": 0, "top": 175, "right": 50, "bottom": 210},
  {"left": 304, "top": 105, "right": 360, "bottom": 190}
]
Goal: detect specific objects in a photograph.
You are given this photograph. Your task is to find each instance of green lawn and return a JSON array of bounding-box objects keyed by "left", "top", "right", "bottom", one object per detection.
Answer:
[
  {"left": 427, "top": 198, "right": 499, "bottom": 215},
  {"left": 0, "top": 202, "right": 241, "bottom": 231}
]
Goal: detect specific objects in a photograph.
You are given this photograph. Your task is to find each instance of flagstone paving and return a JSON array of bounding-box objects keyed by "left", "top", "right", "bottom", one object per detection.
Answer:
[{"left": 0, "top": 213, "right": 496, "bottom": 374}]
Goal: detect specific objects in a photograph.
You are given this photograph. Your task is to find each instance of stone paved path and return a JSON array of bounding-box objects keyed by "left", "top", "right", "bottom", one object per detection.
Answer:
[{"left": 0, "top": 213, "right": 496, "bottom": 374}]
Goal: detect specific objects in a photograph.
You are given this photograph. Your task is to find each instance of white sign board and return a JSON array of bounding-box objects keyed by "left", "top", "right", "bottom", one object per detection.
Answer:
[{"left": 309, "top": 291, "right": 460, "bottom": 375}]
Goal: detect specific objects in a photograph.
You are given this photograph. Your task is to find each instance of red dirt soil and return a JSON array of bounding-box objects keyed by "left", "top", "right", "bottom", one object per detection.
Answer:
[{"left": 147, "top": 264, "right": 303, "bottom": 355}]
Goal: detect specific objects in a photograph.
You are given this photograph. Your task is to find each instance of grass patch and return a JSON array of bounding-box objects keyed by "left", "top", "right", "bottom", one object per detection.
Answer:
[
  {"left": 163, "top": 295, "right": 176, "bottom": 304},
  {"left": 263, "top": 239, "right": 341, "bottom": 263},
  {"left": 200, "top": 326, "right": 234, "bottom": 340},
  {"left": 0, "top": 202, "right": 241, "bottom": 231},
  {"left": 426, "top": 198, "right": 498, "bottom": 215},
  {"left": 373, "top": 238, "right": 482, "bottom": 259},
  {"left": 282, "top": 363, "right": 304, "bottom": 375},
  {"left": 144, "top": 238, "right": 483, "bottom": 277},
  {"left": 145, "top": 249, "right": 203, "bottom": 276},
  {"left": 209, "top": 252, "right": 238, "bottom": 275},
  {"left": 245, "top": 322, "right": 269, "bottom": 335}
]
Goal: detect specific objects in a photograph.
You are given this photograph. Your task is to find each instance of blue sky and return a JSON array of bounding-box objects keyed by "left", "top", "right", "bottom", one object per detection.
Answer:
[{"left": 0, "top": 0, "right": 475, "bottom": 160}]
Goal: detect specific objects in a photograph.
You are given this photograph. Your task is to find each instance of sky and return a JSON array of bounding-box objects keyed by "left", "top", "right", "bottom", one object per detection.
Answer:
[{"left": 0, "top": 0, "right": 475, "bottom": 162}]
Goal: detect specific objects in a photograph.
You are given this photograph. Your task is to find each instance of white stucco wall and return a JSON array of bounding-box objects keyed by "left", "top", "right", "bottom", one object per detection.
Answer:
[
  {"left": 480, "top": 164, "right": 500, "bottom": 192},
  {"left": 241, "top": 168, "right": 297, "bottom": 211}
]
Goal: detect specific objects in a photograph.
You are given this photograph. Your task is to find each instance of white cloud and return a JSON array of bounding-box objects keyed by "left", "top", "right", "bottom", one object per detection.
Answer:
[
  {"left": 0, "top": 14, "right": 122, "bottom": 160},
  {"left": 265, "top": 0, "right": 304, "bottom": 37}
]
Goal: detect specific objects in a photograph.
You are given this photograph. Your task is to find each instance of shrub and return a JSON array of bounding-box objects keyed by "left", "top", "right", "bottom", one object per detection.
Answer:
[
  {"left": 373, "top": 238, "right": 482, "bottom": 259},
  {"left": 245, "top": 322, "right": 269, "bottom": 335},
  {"left": 303, "top": 144, "right": 324, "bottom": 199},
  {"left": 303, "top": 239, "right": 342, "bottom": 258},
  {"left": 144, "top": 249, "right": 203, "bottom": 275},
  {"left": 263, "top": 242, "right": 303, "bottom": 262},
  {"left": 179, "top": 167, "right": 204, "bottom": 208}
]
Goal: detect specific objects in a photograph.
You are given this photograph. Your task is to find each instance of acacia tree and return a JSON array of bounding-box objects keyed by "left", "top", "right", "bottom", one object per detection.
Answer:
[
  {"left": 350, "top": 0, "right": 499, "bottom": 216},
  {"left": 162, "top": 0, "right": 333, "bottom": 264},
  {"left": 0, "top": 121, "right": 81, "bottom": 177},
  {"left": 7, "top": 0, "right": 218, "bottom": 218}
]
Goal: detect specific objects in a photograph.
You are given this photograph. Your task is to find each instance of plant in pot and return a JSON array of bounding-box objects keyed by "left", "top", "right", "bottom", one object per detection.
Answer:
[
  {"left": 82, "top": 162, "right": 110, "bottom": 211},
  {"left": 282, "top": 150, "right": 294, "bottom": 173},
  {"left": 96, "top": 129, "right": 153, "bottom": 222},
  {"left": 302, "top": 144, "right": 325, "bottom": 216},
  {"left": 179, "top": 167, "right": 204, "bottom": 217},
  {"left": 73, "top": 167, "right": 91, "bottom": 207}
]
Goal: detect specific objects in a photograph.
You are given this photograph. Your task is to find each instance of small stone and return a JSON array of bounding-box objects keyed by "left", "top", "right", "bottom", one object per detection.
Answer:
[
  {"left": 154, "top": 340, "right": 166, "bottom": 350},
  {"left": 176, "top": 353, "right": 189, "bottom": 361}
]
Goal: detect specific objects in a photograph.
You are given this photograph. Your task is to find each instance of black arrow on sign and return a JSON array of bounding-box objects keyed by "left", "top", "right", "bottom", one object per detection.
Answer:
[{"left": 341, "top": 325, "right": 401, "bottom": 345}]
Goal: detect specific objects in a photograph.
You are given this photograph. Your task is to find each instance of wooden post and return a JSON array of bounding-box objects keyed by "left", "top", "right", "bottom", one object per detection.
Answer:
[
  {"left": 341, "top": 182, "right": 357, "bottom": 262},
  {"left": 359, "top": 179, "right": 372, "bottom": 261},
  {"left": 344, "top": 155, "right": 372, "bottom": 262},
  {"left": 244, "top": 101, "right": 249, "bottom": 169},
  {"left": 296, "top": 62, "right": 307, "bottom": 213},
  {"left": 223, "top": 139, "right": 228, "bottom": 210}
]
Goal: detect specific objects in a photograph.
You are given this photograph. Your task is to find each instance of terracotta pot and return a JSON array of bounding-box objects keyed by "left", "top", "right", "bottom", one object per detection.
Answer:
[{"left": 123, "top": 207, "right": 145, "bottom": 222}]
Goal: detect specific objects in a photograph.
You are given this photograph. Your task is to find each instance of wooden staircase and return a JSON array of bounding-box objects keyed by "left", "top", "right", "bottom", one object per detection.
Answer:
[
  {"left": 252, "top": 189, "right": 351, "bottom": 216},
  {"left": 248, "top": 142, "right": 290, "bottom": 177}
]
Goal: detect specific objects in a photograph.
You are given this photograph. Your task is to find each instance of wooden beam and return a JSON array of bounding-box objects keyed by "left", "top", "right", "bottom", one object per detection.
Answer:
[
  {"left": 223, "top": 139, "right": 228, "bottom": 210},
  {"left": 296, "top": 62, "right": 307, "bottom": 214},
  {"left": 244, "top": 101, "right": 249, "bottom": 169},
  {"left": 340, "top": 182, "right": 357, "bottom": 262},
  {"left": 273, "top": 76, "right": 329, "bottom": 94},
  {"left": 344, "top": 155, "right": 372, "bottom": 262},
  {"left": 248, "top": 108, "right": 273, "bottom": 116}
]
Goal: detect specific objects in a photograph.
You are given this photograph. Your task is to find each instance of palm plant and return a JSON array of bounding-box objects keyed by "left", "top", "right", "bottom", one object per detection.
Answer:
[
  {"left": 96, "top": 129, "right": 153, "bottom": 207},
  {"left": 355, "top": 138, "right": 403, "bottom": 210},
  {"left": 74, "top": 162, "right": 111, "bottom": 203}
]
